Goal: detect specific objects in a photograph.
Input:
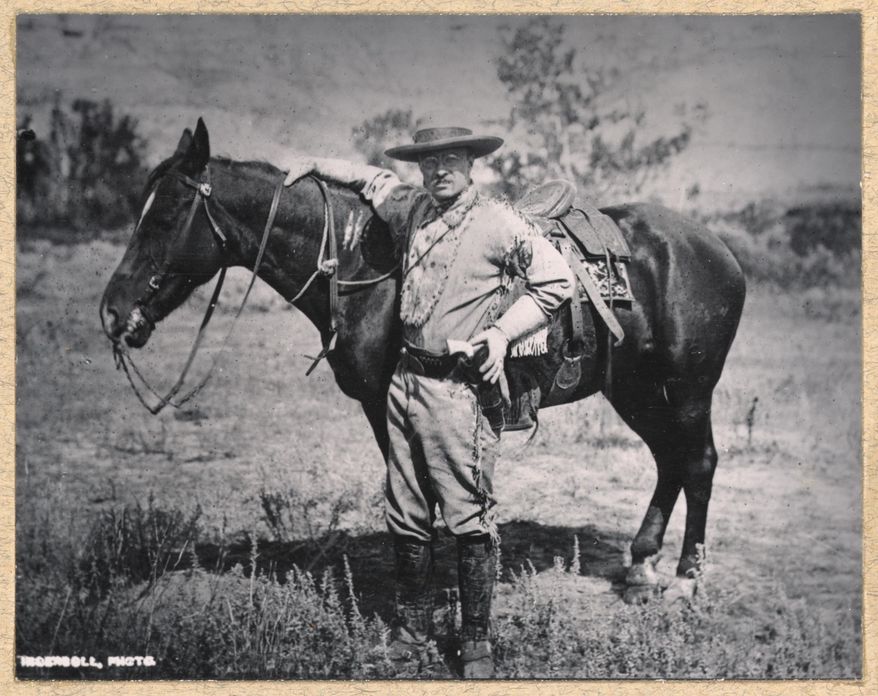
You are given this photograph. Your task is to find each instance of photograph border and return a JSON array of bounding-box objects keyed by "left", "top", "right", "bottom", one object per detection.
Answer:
[{"left": 1, "top": 2, "right": 873, "bottom": 694}]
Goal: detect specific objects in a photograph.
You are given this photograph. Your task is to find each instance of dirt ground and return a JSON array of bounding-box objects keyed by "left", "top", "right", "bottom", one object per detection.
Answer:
[{"left": 15, "top": 238, "right": 862, "bottom": 674}]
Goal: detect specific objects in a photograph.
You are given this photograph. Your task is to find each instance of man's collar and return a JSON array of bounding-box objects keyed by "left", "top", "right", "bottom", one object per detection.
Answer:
[{"left": 431, "top": 185, "right": 479, "bottom": 229}]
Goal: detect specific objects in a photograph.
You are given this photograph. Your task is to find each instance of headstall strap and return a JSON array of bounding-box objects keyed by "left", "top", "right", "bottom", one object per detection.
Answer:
[
  {"left": 316, "top": 178, "right": 339, "bottom": 335},
  {"left": 177, "top": 166, "right": 227, "bottom": 247}
]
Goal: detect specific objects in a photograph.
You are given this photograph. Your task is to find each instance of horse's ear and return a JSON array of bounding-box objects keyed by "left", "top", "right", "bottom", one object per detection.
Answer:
[
  {"left": 175, "top": 128, "right": 193, "bottom": 157},
  {"left": 188, "top": 118, "right": 210, "bottom": 171}
]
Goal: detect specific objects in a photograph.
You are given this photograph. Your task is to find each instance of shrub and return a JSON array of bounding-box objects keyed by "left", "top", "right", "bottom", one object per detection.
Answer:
[
  {"left": 706, "top": 200, "right": 860, "bottom": 290},
  {"left": 786, "top": 202, "right": 860, "bottom": 257},
  {"left": 17, "top": 94, "right": 149, "bottom": 237}
]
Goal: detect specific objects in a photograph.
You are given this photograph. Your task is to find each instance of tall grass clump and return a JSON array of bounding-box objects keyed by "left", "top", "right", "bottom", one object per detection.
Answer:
[
  {"left": 16, "top": 496, "right": 393, "bottom": 679},
  {"left": 152, "top": 560, "right": 392, "bottom": 678},
  {"left": 76, "top": 496, "right": 202, "bottom": 599},
  {"left": 258, "top": 465, "right": 384, "bottom": 543},
  {"left": 493, "top": 555, "right": 860, "bottom": 679},
  {"left": 18, "top": 499, "right": 860, "bottom": 679}
]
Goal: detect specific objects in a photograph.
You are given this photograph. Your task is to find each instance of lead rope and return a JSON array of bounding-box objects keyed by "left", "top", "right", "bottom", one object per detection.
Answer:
[
  {"left": 286, "top": 176, "right": 400, "bottom": 375},
  {"left": 303, "top": 176, "right": 339, "bottom": 376},
  {"left": 116, "top": 173, "right": 285, "bottom": 414}
]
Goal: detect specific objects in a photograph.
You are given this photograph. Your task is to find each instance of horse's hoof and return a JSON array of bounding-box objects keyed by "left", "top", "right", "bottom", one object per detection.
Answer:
[
  {"left": 662, "top": 576, "right": 697, "bottom": 605},
  {"left": 623, "top": 583, "right": 661, "bottom": 605},
  {"left": 622, "top": 555, "right": 662, "bottom": 604},
  {"left": 625, "top": 554, "right": 660, "bottom": 585}
]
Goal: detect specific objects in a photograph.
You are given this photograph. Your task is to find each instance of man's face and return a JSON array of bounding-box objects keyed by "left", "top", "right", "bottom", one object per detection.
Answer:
[{"left": 418, "top": 147, "right": 473, "bottom": 201}]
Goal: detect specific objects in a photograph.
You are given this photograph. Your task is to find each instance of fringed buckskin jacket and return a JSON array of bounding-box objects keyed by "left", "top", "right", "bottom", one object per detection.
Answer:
[{"left": 363, "top": 171, "right": 574, "bottom": 355}]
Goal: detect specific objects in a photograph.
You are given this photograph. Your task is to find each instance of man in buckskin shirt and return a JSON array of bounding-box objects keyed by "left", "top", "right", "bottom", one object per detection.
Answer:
[{"left": 281, "top": 123, "right": 573, "bottom": 678}]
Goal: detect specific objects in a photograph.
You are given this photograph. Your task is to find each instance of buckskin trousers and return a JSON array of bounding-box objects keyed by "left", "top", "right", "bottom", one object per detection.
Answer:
[{"left": 385, "top": 359, "right": 501, "bottom": 543}]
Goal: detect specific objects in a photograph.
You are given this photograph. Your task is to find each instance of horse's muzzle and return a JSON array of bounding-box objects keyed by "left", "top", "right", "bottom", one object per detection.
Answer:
[{"left": 100, "top": 298, "right": 153, "bottom": 348}]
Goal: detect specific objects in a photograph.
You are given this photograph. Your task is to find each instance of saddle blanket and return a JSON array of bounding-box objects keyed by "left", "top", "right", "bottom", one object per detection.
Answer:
[{"left": 573, "top": 253, "right": 633, "bottom": 305}]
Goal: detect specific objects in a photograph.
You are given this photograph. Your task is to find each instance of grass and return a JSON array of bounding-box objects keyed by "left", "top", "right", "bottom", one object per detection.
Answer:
[
  {"left": 16, "top": 493, "right": 394, "bottom": 679},
  {"left": 495, "top": 555, "right": 858, "bottom": 679},
  {"left": 16, "top": 498, "right": 859, "bottom": 679},
  {"left": 15, "top": 238, "right": 862, "bottom": 679}
]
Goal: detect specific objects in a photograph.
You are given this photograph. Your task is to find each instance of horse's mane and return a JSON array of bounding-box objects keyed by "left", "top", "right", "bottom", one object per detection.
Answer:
[
  {"left": 146, "top": 152, "right": 365, "bottom": 206},
  {"left": 211, "top": 156, "right": 365, "bottom": 201},
  {"left": 213, "top": 155, "right": 278, "bottom": 179}
]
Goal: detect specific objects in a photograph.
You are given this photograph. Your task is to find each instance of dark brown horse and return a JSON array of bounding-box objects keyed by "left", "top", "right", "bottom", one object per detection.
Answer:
[{"left": 100, "top": 120, "right": 746, "bottom": 602}]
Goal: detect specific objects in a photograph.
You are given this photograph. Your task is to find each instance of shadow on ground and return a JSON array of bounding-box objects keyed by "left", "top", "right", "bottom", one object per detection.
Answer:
[{"left": 194, "top": 520, "right": 630, "bottom": 621}]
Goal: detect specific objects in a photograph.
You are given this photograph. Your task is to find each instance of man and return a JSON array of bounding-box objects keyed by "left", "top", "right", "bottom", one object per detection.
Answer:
[{"left": 281, "top": 124, "right": 574, "bottom": 678}]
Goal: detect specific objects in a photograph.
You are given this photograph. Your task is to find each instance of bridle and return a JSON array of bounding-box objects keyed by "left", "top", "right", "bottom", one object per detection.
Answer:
[
  {"left": 113, "top": 164, "right": 282, "bottom": 414},
  {"left": 113, "top": 164, "right": 397, "bottom": 414}
]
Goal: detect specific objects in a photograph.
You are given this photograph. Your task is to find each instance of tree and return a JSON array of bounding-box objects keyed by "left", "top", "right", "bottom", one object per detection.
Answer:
[
  {"left": 351, "top": 108, "right": 415, "bottom": 177},
  {"left": 488, "top": 18, "right": 707, "bottom": 200}
]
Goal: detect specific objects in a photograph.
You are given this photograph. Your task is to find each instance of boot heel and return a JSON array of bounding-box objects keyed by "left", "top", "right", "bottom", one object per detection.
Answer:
[{"left": 460, "top": 639, "right": 494, "bottom": 679}]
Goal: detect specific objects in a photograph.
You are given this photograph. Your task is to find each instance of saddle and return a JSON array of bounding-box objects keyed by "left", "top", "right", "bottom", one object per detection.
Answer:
[
  {"left": 501, "top": 180, "right": 635, "bottom": 429},
  {"left": 516, "top": 180, "right": 633, "bottom": 312}
]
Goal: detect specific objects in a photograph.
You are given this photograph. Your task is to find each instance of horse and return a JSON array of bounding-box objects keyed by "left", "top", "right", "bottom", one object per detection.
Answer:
[{"left": 100, "top": 119, "right": 746, "bottom": 603}]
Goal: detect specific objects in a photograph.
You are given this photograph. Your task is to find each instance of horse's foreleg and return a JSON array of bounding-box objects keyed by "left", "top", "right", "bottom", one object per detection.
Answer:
[{"left": 361, "top": 398, "right": 390, "bottom": 462}]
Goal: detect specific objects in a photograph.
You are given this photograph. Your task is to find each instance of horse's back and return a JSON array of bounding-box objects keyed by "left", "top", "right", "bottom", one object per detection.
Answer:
[
  {"left": 601, "top": 203, "right": 746, "bottom": 388},
  {"left": 603, "top": 202, "right": 744, "bottom": 290}
]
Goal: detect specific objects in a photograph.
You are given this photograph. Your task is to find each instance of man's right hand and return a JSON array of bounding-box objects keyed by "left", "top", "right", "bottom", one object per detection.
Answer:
[
  {"left": 469, "top": 327, "right": 510, "bottom": 384},
  {"left": 280, "top": 157, "right": 389, "bottom": 192},
  {"left": 280, "top": 156, "right": 315, "bottom": 186}
]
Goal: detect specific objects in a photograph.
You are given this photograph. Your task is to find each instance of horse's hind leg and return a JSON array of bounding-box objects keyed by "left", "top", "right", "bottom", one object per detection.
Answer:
[{"left": 608, "top": 379, "right": 717, "bottom": 603}]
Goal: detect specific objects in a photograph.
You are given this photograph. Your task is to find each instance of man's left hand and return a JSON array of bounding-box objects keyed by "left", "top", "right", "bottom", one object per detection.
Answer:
[{"left": 469, "top": 327, "right": 510, "bottom": 384}]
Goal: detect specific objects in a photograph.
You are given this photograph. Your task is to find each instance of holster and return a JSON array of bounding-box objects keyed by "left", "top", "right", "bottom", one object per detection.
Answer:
[
  {"left": 458, "top": 346, "right": 507, "bottom": 435},
  {"left": 402, "top": 343, "right": 508, "bottom": 434}
]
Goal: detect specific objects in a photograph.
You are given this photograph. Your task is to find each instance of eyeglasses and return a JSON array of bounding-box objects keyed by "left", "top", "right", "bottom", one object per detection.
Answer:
[{"left": 418, "top": 152, "right": 467, "bottom": 171}]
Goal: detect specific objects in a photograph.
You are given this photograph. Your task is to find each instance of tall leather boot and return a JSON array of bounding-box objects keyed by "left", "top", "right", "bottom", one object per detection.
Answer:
[
  {"left": 387, "top": 535, "right": 434, "bottom": 665},
  {"left": 457, "top": 534, "right": 496, "bottom": 679}
]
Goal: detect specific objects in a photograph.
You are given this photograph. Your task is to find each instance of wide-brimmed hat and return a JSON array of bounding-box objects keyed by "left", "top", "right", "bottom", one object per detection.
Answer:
[{"left": 385, "top": 126, "right": 504, "bottom": 162}]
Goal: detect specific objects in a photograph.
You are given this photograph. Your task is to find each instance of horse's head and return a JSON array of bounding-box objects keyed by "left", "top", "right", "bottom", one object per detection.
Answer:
[{"left": 100, "top": 118, "right": 224, "bottom": 348}]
